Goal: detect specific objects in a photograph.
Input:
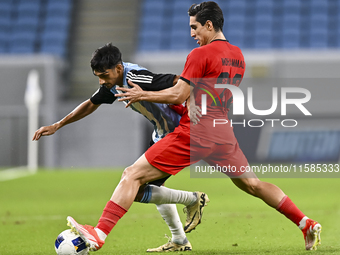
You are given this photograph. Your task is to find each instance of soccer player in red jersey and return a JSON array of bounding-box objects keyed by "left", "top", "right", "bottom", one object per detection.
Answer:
[{"left": 67, "top": 1, "right": 321, "bottom": 252}]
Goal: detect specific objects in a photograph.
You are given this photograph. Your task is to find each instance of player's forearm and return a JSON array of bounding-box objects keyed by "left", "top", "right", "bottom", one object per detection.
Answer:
[
  {"left": 33, "top": 100, "right": 99, "bottom": 141},
  {"left": 139, "top": 88, "right": 185, "bottom": 104},
  {"left": 140, "top": 79, "right": 190, "bottom": 104},
  {"left": 122, "top": 78, "right": 190, "bottom": 107},
  {"left": 54, "top": 100, "right": 99, "bottom": 130}
]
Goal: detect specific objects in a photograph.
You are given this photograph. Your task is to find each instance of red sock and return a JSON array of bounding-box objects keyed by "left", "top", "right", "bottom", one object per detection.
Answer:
[
  {"left": 96, "top": 201, "right": 127, "bottom": 235},
  {"left": 276, "top": 195, "right": 305, "bottom": 226}
]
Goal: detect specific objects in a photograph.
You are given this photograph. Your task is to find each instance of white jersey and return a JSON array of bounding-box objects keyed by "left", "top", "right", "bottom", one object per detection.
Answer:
[{"left": 91, "top": 62, "right": 181, "bottom": 142}]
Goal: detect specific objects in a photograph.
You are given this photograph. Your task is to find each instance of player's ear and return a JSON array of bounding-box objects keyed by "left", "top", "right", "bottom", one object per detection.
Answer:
[
  {"left": 205, "top": 20, "right": 213, "bottom": 31},
  {"left": 115, "top": 63, "right": 123, "bottom": 73}
]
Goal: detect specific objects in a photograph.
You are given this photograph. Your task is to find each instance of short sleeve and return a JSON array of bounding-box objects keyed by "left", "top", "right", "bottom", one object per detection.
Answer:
[
  {"left": 90, "top": 85, "right": 117, "bottom": 105},
  {"left": 126, "top": 70, "right": 176, "bottom": 91},
  {"left": 180, "top": 48, "right": 206, "bottom": 86}
]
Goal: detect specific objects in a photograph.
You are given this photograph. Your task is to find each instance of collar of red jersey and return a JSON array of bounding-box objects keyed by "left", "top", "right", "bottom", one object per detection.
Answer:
[{"left": 211, "top": 39, "right": 229, "bottom": 43}]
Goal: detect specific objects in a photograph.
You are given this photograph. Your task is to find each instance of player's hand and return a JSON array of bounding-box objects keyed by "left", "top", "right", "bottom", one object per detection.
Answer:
[
  {"left": 115, "top": 80, "right": 143, "bottom": 108},
  {"left": 32, "top": 124, "right": 58, "bottom": 141},
  {"left": 188, "top": 105, "right": 202, "bottom": 125}
]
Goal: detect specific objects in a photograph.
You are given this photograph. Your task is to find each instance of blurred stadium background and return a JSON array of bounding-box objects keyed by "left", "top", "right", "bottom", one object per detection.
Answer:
[{"left": 1, "top": 0, "right": 340, "bottom": 169}]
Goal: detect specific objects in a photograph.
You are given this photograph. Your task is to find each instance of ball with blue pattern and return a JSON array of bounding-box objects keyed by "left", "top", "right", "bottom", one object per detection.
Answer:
[{"left": 55, "top": 229, "right": 89, "bottom": 255}]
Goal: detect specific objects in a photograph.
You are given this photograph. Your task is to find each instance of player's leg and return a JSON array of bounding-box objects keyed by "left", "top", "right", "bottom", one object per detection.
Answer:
[
  {"left": 230, "top": 173, "right": 321, "bottom": 250},
  {"left": 230, "top": 170, "right": 286, "bottom": 207},
  {"left": 142, "top": 128, "right": 210, "bottom": 236},
  {"left": 137, "top": 176, "right": 196, "bottom": 205},
  {"left": 67, "top": 129, "right": 208, "bottom": 252},
  {"left": 67, "top": 149, "right": 200, "bottom": 251},
  {"left": 137, "top": 183, "right": 209, "bottom": 233},
  {"left": 146, "top": 204, "right": 192, "bottom": 252},
  {"left": 68, "top": 154, "right": 169, "bottom": 251},
  {"left": 218, "top": 142, "right": 321, "bottom": 250},
  {"left": 136, "top": 130, "right": 209, "bottom": 251},
  {"left": 136, "top": 179, "right": 192, "bottom": 251},
  {"left": 134, "top": 133, "right": 209, "bottom": 251},
  {"left": 140, "top": 184, "right": 199, "bottom": 206},
  {"left": 110, "top": 154, "right": 170, "bottom": 209}
]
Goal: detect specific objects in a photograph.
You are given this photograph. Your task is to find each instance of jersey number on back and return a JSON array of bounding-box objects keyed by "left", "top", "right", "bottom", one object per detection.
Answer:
[{"left": 215, "top": 72, "right": 242, "bottom": 108}]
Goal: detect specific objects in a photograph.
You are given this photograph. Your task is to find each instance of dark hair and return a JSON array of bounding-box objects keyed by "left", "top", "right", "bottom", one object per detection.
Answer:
[
  {"left": 188, "top": 1, "right": 224, "bottom": 32},
  {"left": 90, "top": 43, "right": 122, "bottom": 72}
]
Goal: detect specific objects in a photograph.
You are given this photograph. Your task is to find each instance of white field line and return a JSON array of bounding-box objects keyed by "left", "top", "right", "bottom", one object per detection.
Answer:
[{"left": 0, "top": 166, "right": 33, "bottom": 182}]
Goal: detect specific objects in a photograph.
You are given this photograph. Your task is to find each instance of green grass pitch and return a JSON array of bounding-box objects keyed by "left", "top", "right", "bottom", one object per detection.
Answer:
[{"left": 0, "top": 168, "right": 339, "bottom": 254}]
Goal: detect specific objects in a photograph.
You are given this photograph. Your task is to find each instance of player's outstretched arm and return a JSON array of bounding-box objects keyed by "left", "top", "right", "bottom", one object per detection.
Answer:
[
  {"left": 116, "top": 79, "right": 190, "bottom": 107},
  {"left": 32, "top": 99, "right": 100, "bottom": 141}
]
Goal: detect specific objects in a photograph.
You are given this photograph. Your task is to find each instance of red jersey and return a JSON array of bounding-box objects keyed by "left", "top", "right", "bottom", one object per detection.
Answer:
[
  {"left": 179, "top": 39, "right": 246, "bottom": 144},
  {"left": 145, "top": 40, "right": 249, "bottom": 176}
]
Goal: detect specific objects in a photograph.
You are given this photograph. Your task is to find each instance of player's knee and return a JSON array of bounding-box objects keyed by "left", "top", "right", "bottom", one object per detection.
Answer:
[
  {"left": 121, "top": 166, "right": 144, "bottom": 186},
  {"left": 121, "top": 166, "right": 135, "bottom": 180},
  {"left": 244, "top": 178, "right": 261, "bottom": 196},
  {"left": 252, "top": 180, "right": 265, "bottom": 196}
]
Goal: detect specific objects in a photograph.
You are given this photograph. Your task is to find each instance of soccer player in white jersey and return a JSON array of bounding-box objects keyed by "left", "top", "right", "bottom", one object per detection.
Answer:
[{"left": 33, "top": 43, "right": 209, "bottom": 252}]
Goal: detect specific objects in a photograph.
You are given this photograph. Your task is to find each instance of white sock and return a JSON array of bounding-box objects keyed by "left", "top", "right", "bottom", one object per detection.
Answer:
[
  {"left": 298, "top": 216, "right": 309, "bottom": 230},
  {"left": 94, "top": 228, "right": 107, "bottom": 241},
  {"left": 149, "top": 185, "right": 197, "bottom": 206},
  {"left": 156, "top": 204, "right": 187, "bottom": 244}
]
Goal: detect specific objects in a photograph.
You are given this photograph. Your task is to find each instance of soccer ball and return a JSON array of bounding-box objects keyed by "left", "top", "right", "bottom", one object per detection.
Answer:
[{"left": 55, "top": 229, "right": 89, "bottom": 255}]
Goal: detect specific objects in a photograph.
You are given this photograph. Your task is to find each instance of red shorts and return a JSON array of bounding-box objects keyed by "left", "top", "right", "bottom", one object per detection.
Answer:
[{"left": 145, "top": 126, "right": 248, "bottom": 177}]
